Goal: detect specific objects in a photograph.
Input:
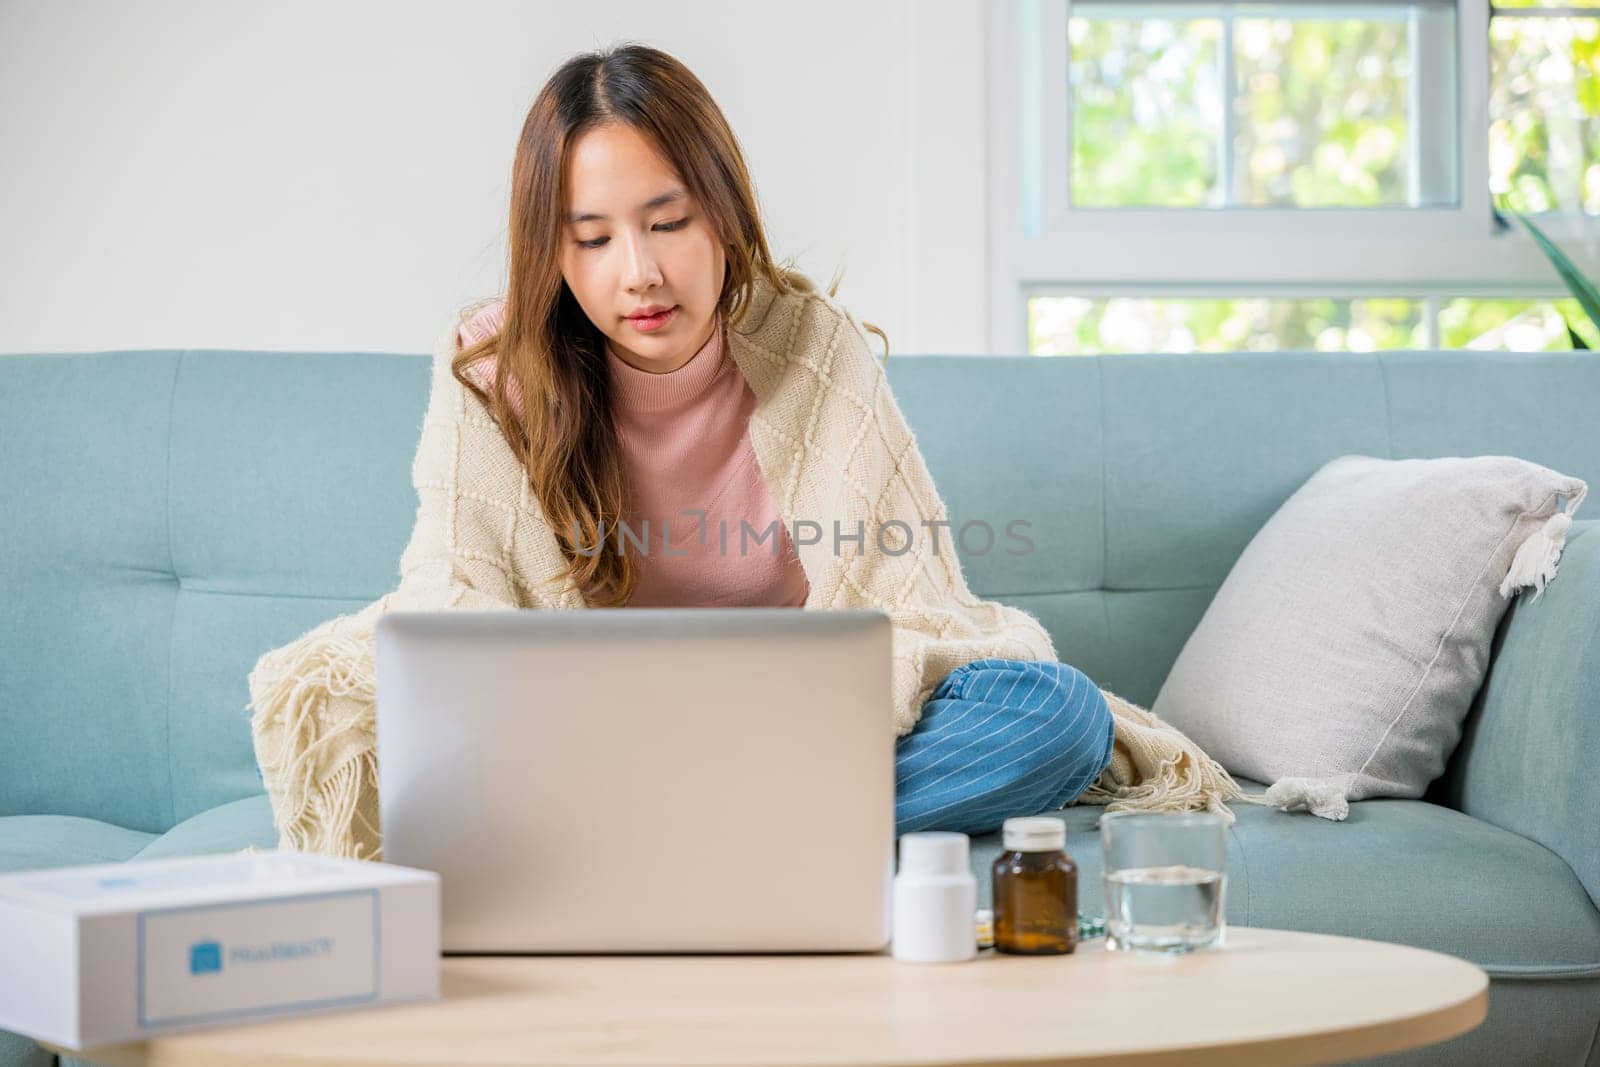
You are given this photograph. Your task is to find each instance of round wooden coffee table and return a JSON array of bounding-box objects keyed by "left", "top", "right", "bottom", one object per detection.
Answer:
[{"left": 58, "top": 927, "right": 1486, "bottom": 1066}]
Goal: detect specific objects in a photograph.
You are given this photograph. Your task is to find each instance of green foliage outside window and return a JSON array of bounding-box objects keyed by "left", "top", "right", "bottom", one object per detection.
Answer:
[{"left": 1047, "top": 5, "right": 1600, "bottom": 354}]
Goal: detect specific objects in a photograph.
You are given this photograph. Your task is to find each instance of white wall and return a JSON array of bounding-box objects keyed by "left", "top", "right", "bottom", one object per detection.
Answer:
[{"left": 0, "top": 0, "right": 992, "bottom": 356}]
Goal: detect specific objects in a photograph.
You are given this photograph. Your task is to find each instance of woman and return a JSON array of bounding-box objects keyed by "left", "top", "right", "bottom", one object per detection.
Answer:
[{"left": 248, "top": 43, "right": 1256, "bottom": 861}]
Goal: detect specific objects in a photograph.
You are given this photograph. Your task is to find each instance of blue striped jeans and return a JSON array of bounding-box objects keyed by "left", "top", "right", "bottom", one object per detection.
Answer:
[{"left": 894, "top": 658, "right": 1115, "bottom": 837}]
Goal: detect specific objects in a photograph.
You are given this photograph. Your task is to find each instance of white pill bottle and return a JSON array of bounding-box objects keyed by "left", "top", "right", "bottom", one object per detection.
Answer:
[{"left": 891, "top": 832, "right": 977, "bottom": 963}]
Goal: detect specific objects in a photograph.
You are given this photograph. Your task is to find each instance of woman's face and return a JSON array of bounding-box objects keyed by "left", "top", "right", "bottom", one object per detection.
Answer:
[{"left": 559, "top": 122, "right": 727, "bottom": 374}]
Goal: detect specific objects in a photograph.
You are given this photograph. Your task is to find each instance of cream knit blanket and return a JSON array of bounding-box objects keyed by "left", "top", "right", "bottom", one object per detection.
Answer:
[{"left": 247, "top": 271, "right": 1269, "bottom": 860}]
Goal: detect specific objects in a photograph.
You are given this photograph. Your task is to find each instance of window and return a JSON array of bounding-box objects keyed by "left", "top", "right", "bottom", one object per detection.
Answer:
[
  {"left": 1489, "top": 0, "right": 1600, "bottom": 213},
  {"left": 989, "top": 0, "right": 1600, "bottom": 355},
  {"left": 1069, "top": 2, "right": 1458, "bottom": 208},
  {"left": 1029, "top": 295, "right": 1426, "bottom": 352},
  {"left": 1028, "top": 293, "right": 1598, "bottom": 352}
]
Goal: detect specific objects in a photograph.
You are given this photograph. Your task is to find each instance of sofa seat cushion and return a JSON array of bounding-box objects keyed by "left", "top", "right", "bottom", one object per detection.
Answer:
[
  {"left": 0, "top": 794, "right": 277, "bottom": 875},
  {"left": 970, "top": 779, "right": 1600, "bottom": 980},
  {"left": 0, "top": 816, "right": 154, "bottom": 873},
  {"left": 131, "top": 794, "right": 276, "bottom": 861}
]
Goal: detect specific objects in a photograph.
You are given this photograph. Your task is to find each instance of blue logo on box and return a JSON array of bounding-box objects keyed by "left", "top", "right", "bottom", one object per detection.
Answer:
[{"left": 189, "top": 940, "right": 223, "bottom": 975}]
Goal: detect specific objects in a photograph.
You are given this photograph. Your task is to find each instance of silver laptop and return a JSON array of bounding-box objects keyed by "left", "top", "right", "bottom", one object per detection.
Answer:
[{"left": 373, "top": 607, "right": 894, "bottom": 954}]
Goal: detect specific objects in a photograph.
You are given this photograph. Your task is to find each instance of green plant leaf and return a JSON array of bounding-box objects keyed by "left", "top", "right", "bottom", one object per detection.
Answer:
[
  {"left": 1513, "top": 213, "right": 1600, "bottom": 342},
  {"left": 1569, "top": 320, "right": 1590, "bottom": 350}
]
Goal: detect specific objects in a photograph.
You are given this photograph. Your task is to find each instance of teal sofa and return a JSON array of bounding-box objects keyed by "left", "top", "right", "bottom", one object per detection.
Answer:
[{"left": 2, "top": 346, "right": 1597, "bottom": 1066}]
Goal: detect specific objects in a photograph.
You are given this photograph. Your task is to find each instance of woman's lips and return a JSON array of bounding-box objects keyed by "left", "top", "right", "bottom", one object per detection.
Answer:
[{"left": 627, "top": 306, "right": 676, "bottom": 333}]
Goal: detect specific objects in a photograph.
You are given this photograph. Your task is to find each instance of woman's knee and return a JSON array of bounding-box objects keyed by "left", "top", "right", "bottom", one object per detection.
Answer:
[
  {"left": 1038, "top": 666, "right": 1114, "bottom": 804},
  {"left": 958, "top": 659, "right": 1113, "bottom": 812},
  {"left": 1047, "top": 662, "right": 1105, "bottom": 721},
  {"left": 959, "top": 660, "right": 1108, "bottom": 747},
  {"left": 1035, "top": 664, "right": 1112, "bottom": 760},
  {"left": 934, "top": 657, "right": 1068, "bottom": 706},
  {"left": 921, "top": 657, "right": 1109, "bottom": 751},
  {"left": 895, "top": 659, "right": 1113, "bottom": 831}
]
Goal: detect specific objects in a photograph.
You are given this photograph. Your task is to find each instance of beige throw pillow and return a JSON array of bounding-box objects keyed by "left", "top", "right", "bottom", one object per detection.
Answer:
[{"left": 1152, "top": 454, "right": 1588, "bottom": 805}]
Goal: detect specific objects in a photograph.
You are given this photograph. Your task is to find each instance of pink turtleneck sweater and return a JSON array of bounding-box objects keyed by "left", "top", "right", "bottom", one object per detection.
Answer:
[{"left": 457, "top": 301, "right": 810, "bottom": 608}]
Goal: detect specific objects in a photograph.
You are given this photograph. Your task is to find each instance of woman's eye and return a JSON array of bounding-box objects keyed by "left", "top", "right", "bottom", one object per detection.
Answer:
[{"left": 576, "top": 219, "right": 689, "bottom": 250}]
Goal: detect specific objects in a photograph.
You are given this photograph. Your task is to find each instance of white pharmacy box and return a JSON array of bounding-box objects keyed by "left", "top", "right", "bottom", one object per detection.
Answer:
[{"left": 0, "top": 850, "right": 439, "bottom": 1052}]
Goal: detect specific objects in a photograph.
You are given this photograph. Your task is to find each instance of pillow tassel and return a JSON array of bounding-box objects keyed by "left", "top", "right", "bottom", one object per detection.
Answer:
[
  {"left": 1498, "top": 484, "right": 1587, "bottom": 602},
  {"left": 1262, "top": 776, "right": 1351, "bottom": 821}
]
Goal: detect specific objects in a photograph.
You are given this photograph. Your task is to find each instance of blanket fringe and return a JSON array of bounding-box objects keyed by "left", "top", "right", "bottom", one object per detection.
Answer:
[
  {"left": 1072, "top": 690, "right": 1274, "bottom": 826},
  {"left": 246, "top": 608, "right": 384, "bottom": 860}
]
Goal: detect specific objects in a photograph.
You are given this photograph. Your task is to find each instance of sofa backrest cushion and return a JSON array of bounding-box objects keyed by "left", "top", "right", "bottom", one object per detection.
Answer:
[{"left": 1, "top": 351, "right": 430, "bottom": 832}]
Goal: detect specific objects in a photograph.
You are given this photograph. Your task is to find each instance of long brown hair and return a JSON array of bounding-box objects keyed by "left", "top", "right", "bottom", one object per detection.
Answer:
[{"left": 452, "top": 43, "right": 887, "bottom": 608}]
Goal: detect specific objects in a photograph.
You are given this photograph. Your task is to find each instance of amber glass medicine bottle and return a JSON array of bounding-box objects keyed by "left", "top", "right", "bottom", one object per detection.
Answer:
[{"left": 991, "top": 816, "right": 1077, "bottom": 955}]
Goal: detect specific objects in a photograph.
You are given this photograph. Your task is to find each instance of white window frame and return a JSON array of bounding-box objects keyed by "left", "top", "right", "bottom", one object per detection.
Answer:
[{"left": 987, "top": 0, "right": 1600, "bottom": 353}]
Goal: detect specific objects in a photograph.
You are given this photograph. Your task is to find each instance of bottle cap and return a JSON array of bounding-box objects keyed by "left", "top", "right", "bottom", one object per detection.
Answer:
[
  {"left": 1003, "top": 816, "right": 1065, "bottom": 852},
  {"left": 898, "top": 832, "right": 970, "bottom": 876}
]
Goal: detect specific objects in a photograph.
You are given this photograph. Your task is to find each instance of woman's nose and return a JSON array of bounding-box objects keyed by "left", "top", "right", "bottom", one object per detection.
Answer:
[{"left": 621, "top": 231, "right": 662, "bottom": 290}]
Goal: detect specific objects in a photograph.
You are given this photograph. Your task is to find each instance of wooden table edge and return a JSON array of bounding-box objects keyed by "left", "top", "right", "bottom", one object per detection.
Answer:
[{"left": 42, "top": 928, "right": 1494, "bottom": 1067}]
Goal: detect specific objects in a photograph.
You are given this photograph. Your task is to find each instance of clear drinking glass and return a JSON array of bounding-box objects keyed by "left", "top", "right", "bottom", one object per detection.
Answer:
[{"left": 1100, "top": 810, "right": 1228, "bottom": 954}]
